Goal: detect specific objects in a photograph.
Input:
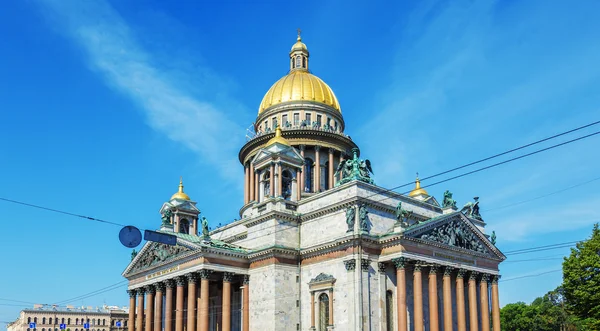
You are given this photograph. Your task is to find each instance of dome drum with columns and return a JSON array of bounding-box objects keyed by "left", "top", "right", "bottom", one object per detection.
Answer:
[{"left": 122, "top": 33, "right": 505, "bottom": 331}]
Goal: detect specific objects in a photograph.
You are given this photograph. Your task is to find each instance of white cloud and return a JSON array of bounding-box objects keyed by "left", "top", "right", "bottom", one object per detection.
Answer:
[{"left": 37, "top": 0, "right": 243, "bottom": 179}]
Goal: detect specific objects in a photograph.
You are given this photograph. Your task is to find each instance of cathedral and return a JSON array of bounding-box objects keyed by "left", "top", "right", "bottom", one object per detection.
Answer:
[{"left": 122, "top": 33, "right": 505, "bottom": 331}]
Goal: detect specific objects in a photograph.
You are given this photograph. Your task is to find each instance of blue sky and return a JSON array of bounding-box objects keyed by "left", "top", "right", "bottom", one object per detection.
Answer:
[{"left": 1, "top": 0, "right": 600, "bottom": 324}]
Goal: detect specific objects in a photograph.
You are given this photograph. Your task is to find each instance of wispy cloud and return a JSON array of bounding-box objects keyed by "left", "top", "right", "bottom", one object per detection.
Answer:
[{"left": 37, "top": 0, "right": 243, "bottom": 179}]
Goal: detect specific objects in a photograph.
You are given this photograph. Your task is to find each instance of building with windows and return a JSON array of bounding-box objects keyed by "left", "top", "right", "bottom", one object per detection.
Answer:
[
  {"left": 123, "top": 33, "right": 505, "bottom": 331},
  {"left": 7, "top": 305, "right": 129, "bottom": 331}
]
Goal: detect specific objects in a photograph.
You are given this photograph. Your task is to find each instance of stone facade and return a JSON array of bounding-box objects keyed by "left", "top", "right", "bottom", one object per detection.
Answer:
[{"left": 121, "top": 34, "right": 505, "bottom": 331}]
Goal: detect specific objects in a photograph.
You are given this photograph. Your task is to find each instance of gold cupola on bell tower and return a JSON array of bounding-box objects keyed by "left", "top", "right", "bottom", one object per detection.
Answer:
[{"left": 290, "top": 28, "right": 309, "bottom": 72}]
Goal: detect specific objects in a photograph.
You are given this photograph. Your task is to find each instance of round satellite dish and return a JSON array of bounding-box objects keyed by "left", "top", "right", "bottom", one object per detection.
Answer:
[{"left": 119, "top": 226, "right": 142, "bottom": 248}]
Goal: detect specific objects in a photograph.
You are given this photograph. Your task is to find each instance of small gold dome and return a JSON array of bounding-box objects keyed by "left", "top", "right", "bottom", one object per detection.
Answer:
[
  {"left": 409, "top": 176, "right": 429, "bottom": 197},
  {"left": 291, "top": 39, "right": 307, "bottom": 52},
  {"left": 171, "top": 178, "right": 191, "bottom": 201},
  {"left": 266, "top": 126, "right": 290, "bottom": 146},
  {"left": 258, "top": 71, "right": 341, "bottom": 114}
]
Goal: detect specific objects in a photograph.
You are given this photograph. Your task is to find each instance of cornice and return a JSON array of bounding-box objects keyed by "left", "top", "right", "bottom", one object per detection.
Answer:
[{"left": 247, "top": 246, "right": 299, "bottom": 262}]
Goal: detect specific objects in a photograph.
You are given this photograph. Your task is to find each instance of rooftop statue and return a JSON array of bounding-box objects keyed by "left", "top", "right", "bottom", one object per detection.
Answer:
[
  {"left": 491, "top": 231, "right": 497, "bottom": 245},
  {"left": 335, "top": 148, "right": 375, "bottom": 186},
  {"left": 161, "top": 209, "right": 173, "bottom": 226},
  {"left": 345, "top": 206, "right": 355, "bottom": 232},
  {"left": 461, "top": 196, "right": 482, "bottom": 220},
  {"left": 359, "top": 205, "right": 369, "bottom": 232},
  {"left": 201, "top": 216, "right": 210, "bottom": 239},
  {"left": 442, "top": 190, "right": 457, "bottom": 209},
  {"left": 395, "top": 201, "right": 412, "bottom": 228}
]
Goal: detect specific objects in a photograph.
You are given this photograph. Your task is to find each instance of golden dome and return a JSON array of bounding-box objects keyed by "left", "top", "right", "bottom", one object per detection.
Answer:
[
  {"left": 266, "top": 126, "right": 290, "bottom": 146},
  {"left": 171, "top": 178, "right": 191, "bottom": 201},
  {"left": 258, "top": 70, "right": 341, "bottom": 114},
  {"left": 291, "top": 39, "right": 308, "bottom": 52},
  {"left": 409, "top": 176, "right": 429, "bottom": 197}
]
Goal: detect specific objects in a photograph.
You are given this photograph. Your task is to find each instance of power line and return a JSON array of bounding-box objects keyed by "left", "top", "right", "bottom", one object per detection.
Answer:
[
  {"left": 504, "top": 240, "right": 582, "bottom": 254},
  {"left": 484, "top": 176, "right": 600, "bottom": 213},
  {"left": 53, "top": 281, "right": 128, "bottom": 305},
  {"left": 500, "top": 269, "right": 562, "bottom": 282},
  {"left": 0, "top": 298, "right": 37, "bottom": 304},
  {"left": 0, "top": 197, "right": 125, "bottom": 228},
  {"left": 360, "top": 120, "right": 600, "bottom": 200}
]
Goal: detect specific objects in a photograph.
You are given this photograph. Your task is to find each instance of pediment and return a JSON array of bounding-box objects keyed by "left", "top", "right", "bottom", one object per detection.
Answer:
[
  {"left": 252, "top": 145, "right": 304, "bottom": 165},
  {"left": 405, "top": 212, "right": 505, "bottom": 260},
  {"left": 123, "top": 241, "right": 194, "bottom": 277}
]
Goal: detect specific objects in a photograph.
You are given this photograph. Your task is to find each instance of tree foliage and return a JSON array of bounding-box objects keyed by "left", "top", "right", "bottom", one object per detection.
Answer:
[
  {"left": 501, "top": 224, "right": 600, "bottom": 330},
  {"left": 562, "top": 223, "right": 600, "bottom": 324}
]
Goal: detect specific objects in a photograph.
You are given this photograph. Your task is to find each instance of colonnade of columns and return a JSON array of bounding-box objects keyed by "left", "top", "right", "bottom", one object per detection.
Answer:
[
  {"left": 390, "top": 258, "right": 501, "bottom": 331},
  {"left": 243, "top": 145, "right": 347, "bottom": 205},
  {"left": 127, "top": 272, "right": 249, "bottom": 331}
]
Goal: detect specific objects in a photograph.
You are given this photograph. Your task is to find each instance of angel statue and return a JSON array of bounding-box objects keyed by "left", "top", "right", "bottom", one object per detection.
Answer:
[
  {"left": 335, "top": 148, "right": 375, "bottom": 186},
  {"left": 201, "top": 216, "right": 210, "bottom": 239},
  {"left": 161, "top": 209, "right": 173, "bottom": 225},
  {"left": 461, "top": 197, "right": 482, "bottom": 220}
]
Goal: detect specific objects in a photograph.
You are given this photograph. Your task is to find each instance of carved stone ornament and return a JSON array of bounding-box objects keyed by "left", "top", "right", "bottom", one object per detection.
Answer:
[
  {"left": 131, "top": 242, "right": 188, "bottom": 272},
  {"left": 359, "top": 205, "right": 369, "bottom": 232},
  {"left": 492, "top": 275, "right": 501, "bottom": 284},
  {"left": 378, "top": 262, "right": 387, "bottom": 273},
  {"left": 165, "top": 279, "right": 175, "bottom": 289},
  {"left": 186, "top": 273, "right": 197, "bottom": 284},
  {"left": 392, "top": 257, "right": 406, "bottom": 270},
  {"left": 345, "top": 206, "right": 355, "bottom": 232},
  {"left": 145, "top": 285, "right": 156, "bottom": 294},
  {"left": 223, "top": 272, "right": 235, "bottom": 283},
  {"left": 418, "top": 220, "right": 487, "bottom": 253},
  {"left": 480, "top": 274, "right": 490, "bottom": 283},
  {"left": 469, "top": 272, "right": 479, "bottom": 281},
  {"left": 137, "top": 287, "right": 146, "bottom": 295},
  {"left": 127, "top": 289, "right": 136, "bottom": 298},
  {"left": 155, "top": 282, "right": 165, "bottom": 293},
  {"left": 444, "top": 266, "right": 454, "bottom": 276},
  {"left": 199, "top": 269, "right": 213, "bottom": 280},
  {"left": 457, "top": 269, "right": 467, "bottom": 279},
  {"left": 361, "top": 259, "right": 371, "bottom": 271},
  {"left": 429, "top": 265, "right": 438, "bottom": 274},
  {"left": 343, "top": 259, "right": 356, "bottom": 271},
  {"left": 243, "top": 275, "right": 250, "bottom": 285},
  {"left": 309, "top": 273, "right": 336, "bottom": 284},
  {"left": 175, "top": 276, "right": 187, "bottom": 286},
  {"left": 413, "top": 263, "right": 423, "bottom": 272}
]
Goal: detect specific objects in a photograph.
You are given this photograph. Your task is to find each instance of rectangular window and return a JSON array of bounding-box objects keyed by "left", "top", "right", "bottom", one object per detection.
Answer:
[
  {"left": 293, "top": 113, "right": 300, "bottom": 126},
  {"left": 264, "top": 121, "right": 268, "bottom": 130},
  {"left": 317, "top": 114, "right": 322, "bottom": 125},
  {"left": 272, "top": 117, "right": 278, "bottom": 128},
  {"left": 306, "top": 113, "right": 312, "bottom": 123},
  {"left": 282, "top": 114, "right": 288, "bottom": 127}
]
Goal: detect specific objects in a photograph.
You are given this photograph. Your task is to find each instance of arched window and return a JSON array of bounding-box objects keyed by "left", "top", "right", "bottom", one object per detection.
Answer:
[
  {"left": 76, "top": 319, "right": 79, "bottom": 325},
  {"left": 43, "top": 318, "right": 46, "bottom": 324},
  {"left": 42, "top": 328, "right": 45, "bottom": 331},
  {"left": 49, "top": 318, "right": 52, "bottom": 325},
  {"left": 68, "top": 318, "right": 71, "bottom": 325},
  {"left": 34, "top": 318, "right": 38, "bottom": 323},
  {"left": 61, "top": 318, "right": 64, "bottom": 324},
  {"left": 28, "top": 317, "right": 32, "bottom": 324},
  {"left": 296, "top": 56, "right": 301, "bottom": 68},
  {"left": 97, "top": 319, "right": 101, "bottom": 325},
  {"left": 103, "top": 320, "right": 106, "bottom": 326},
  {"left": 319, "top": 293, "right": 330, "bottom": 331},
  {"left": 179, "top": 219, "right": 190, "bottom": 234},
  {"left": 124, "top": 321, "right": 127, "bottom": 327},
  {"left": 304, "top": 158, "right": 314, "bottom": 192},
  {"left": 386, "top": 290, "right": 394, "bottom": 331},
  {"left": 282, "top": 170, "right": 293, "bottom": 200},
  {"left": 302, "top": 57, "right": 306, "bottom": 68}
]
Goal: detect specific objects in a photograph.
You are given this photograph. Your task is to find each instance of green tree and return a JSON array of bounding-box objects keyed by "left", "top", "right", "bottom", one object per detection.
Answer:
[
  {"left": 501, "top": 301, "right": 533, "bottom": 330},
  {"left": 562, "top": 223, "right": 600, "bottom": 328}
]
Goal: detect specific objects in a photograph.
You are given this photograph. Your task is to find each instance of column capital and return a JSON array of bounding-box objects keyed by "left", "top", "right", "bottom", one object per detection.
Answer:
[
  {"left": 392, "top": 257, "right": 407, "bottom": 270},
  {"left": 145, "top": 285, "right": 156, "bottom": 294},
  {"left": 360, "top": 259, "right": 370, "bottom": 271},
  {"left": 137, "top": 287, "right": 146, "bottom": 295},
  {"left": 186, "top": 273, "right": 198, "bottom": 284},
  {"left": 457, "top": 269, "right": 467, "bottom": 279},
  {"left": 429, "top": 265, "right": 439, "bottom": 274},
  {"left": 243, "top": 275, "right": 250, "bottom": 285},
  {"left": 377, "top": 262, "right": 387, "bottom": 273},
  {"left": 443, "top": 266, "right": 454, "bottom": 276},
  {"left": 299, "top": 144, "right": 306, "bottom": 151},
  {"left": 165, "top": 279, "right": 176, "bottom": 289},
  {"left": 175, "top": 276, "right": 187, "bottom": 286},
  {"left": 199, "top": 269, "right": 213, "bottom": 280},
  {"left": 223, "top": 272, "right": 235, "bottom": 283},
  {"left": 328, "top": 148, "right": 335, "bottom": 154},
  {"left": 127, "top": 289, "right": 136, "bottom": 298},
  {"left": 491, "top": 275, "right": 501, "bottom": 284},
  {"left": 343, "top": 259, "right": 356, "bottom": 271},
  {"left": 480, "top": 274, "right": 490, "bottom": 283},
  {"left": 315, "top": 145, "right": 321, "bottom": 151},
  {"left": 413, "top": 262, "right": 424, "bottom": 272},
  {"left": 155, "top": 282, "right": 166, "bottom": 292},
  {"left": 469, "top": 271, "right": 479, "bottom": 281}
]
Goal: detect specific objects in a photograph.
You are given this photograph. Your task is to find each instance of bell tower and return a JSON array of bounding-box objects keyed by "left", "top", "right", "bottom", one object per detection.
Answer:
[{"left": 159, "top": 178, "right": 200, "bottom": 235}]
